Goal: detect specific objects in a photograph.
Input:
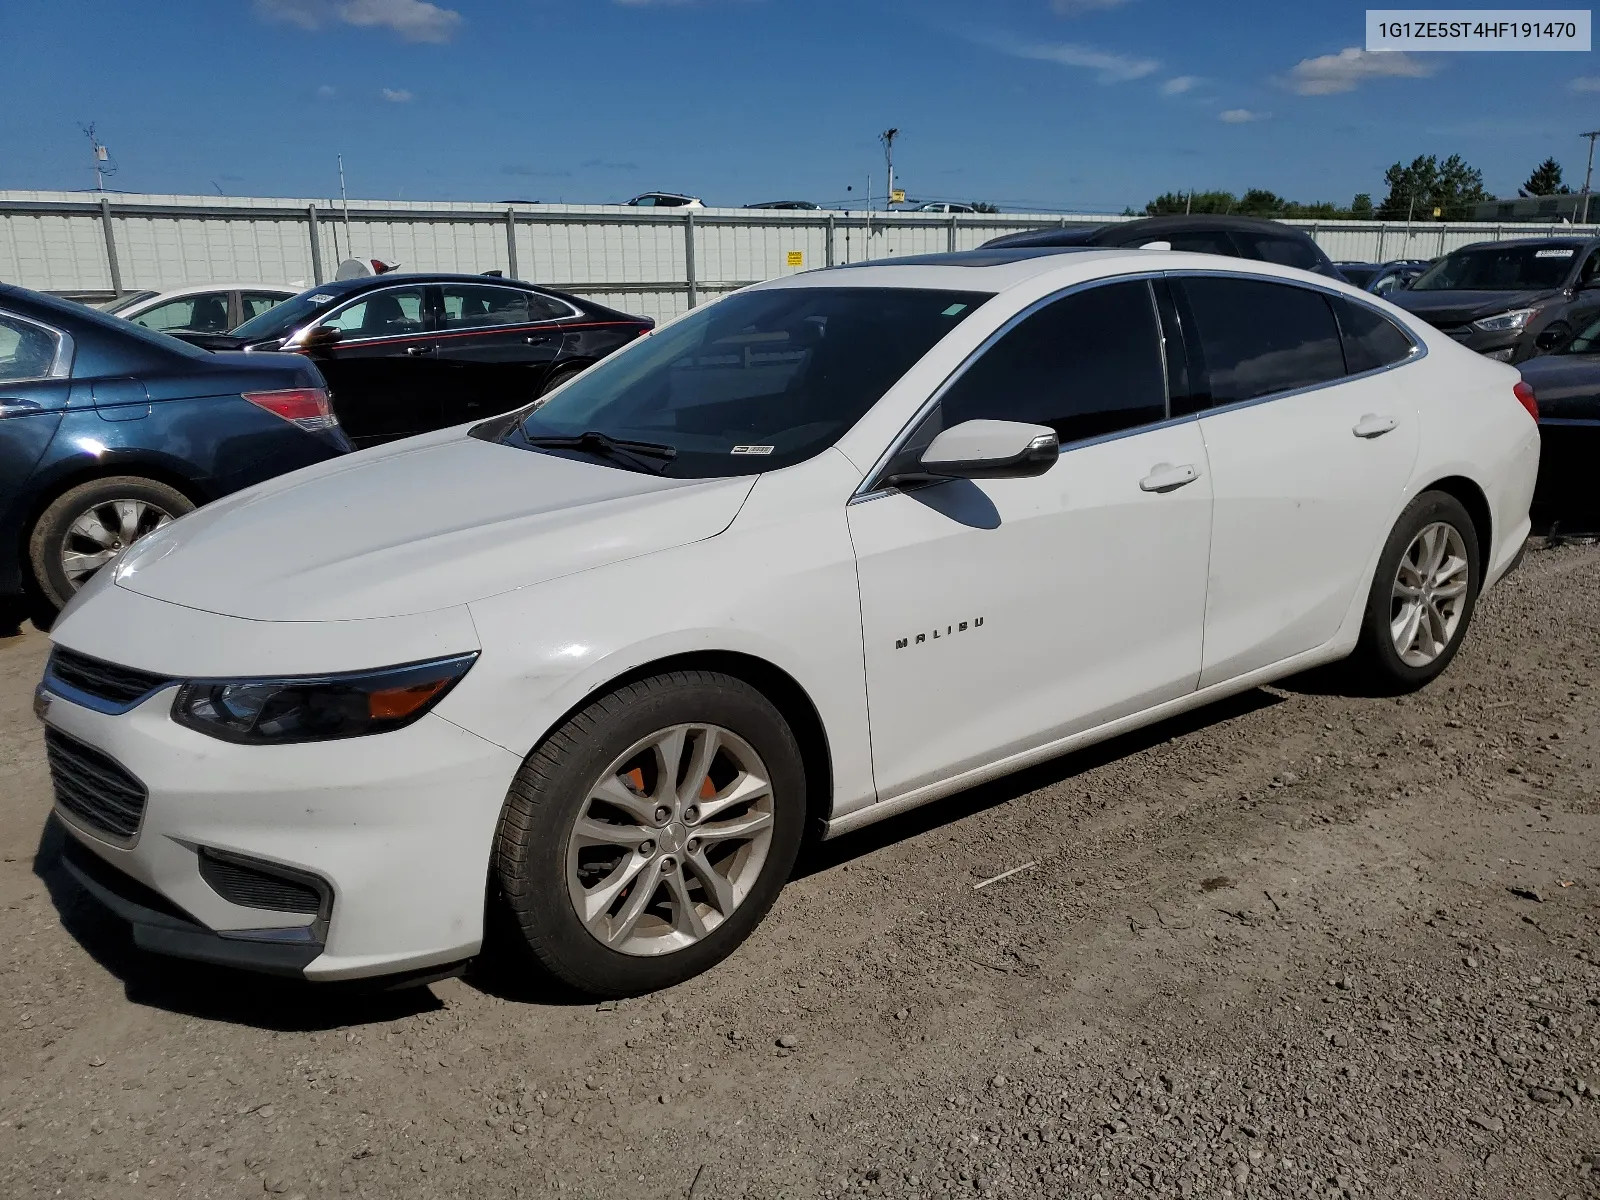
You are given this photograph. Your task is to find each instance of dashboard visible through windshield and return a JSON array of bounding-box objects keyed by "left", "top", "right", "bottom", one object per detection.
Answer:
[{"left": 490, "top": 286, "right": 992, "bottom": 477}]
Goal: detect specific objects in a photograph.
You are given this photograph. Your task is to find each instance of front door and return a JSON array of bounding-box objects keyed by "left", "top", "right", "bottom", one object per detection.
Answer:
[
  {"left": 848, "top": 279, "right": 1214, "bottom": 802},
  {"left": 307, "top": 284, "right": 439, "bottom": 447},
  {"left": 433, "top": 283, "right": 572, "bottom": 427},
  {"left": 1173, "top": 275, "right": 1422, "bottom": 687}
]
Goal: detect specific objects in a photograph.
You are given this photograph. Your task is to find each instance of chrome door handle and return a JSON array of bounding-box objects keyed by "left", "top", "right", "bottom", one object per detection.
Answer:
[
  {"left": 1139, "top": 463, "right": 1200, "bottom": 493},
  {"left": 405, "top": 345, "right": 434, "bottom": 357},
  {"left": 1353, "top": 413, "right": 1398, "bottom": 438},
  {"left": 524, "top": 333, "right": 557, "bottom": 345}
]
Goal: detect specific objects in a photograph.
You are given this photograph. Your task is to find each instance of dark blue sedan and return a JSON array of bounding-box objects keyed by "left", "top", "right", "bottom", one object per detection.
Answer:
[{"left": 0, "top": 284, "right": 351, "bottom": 613}]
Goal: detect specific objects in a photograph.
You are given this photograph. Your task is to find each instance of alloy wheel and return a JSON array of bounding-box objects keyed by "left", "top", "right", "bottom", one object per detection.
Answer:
[
  {"left": 1390, "top": 521, "right": 1470, "bottom": 667},
  {"left": 60, "top": 499, "right": 176, "bottom": 588},
  {"left": 565, "top": 723, "right": 775, "bottom": 957}
]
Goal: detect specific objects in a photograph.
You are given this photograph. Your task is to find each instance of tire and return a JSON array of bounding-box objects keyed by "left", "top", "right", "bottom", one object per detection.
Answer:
[
  {"left": 492, "top": 669, "right": 807, "bottom": 997},
  {"left": 28, "top": 476, "right": 194, "bottom": 610},
  {"left": 537, "top": 362, "right": 587, "bottom": 399},
  {"left": 1348, "top": 490, "right": 1481, "bottom": 693}
]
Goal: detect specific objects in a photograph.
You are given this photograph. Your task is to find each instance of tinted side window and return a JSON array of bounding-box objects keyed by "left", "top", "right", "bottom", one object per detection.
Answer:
[
  {"left": 241, "top": 293, "right": 286, "bottom": 321},
  {"left": 134, "top": 293, "right": 231, "bottom": 333},
  {"left": 441, "top": 284, "right": 534, "bottom": 331},
  {"left": 938, "top": 280, "right": 1168, "bottom": 445},
  {"left": 0, "top": 313, "right": 62, "bottom": 383},
  {"left": 1336, "top": 298, "right": 1417, "bottom": 374},
  {"left": 1179, "top": 277, "right": 1344, "bottom": 405},
  {"left": 1248, "top": 233, "right": 1320, "bottom": 272}
]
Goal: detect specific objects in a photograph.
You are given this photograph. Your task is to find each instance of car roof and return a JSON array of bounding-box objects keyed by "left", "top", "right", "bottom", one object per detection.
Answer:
[
  {"left": 122, "top": 283, "right": 299, "bottom": 301},
  {"left": 757, "top": 246, "right": 1352, "bottom": 297},
  {"left": 1452, "top": 235, "right": 1598, "bottom": 251}
]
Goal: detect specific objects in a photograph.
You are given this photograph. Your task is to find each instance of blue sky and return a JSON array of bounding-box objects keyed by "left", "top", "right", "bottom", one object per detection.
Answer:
[{"left": 3, "top": 0, "right": 1598, "bottom": 211}]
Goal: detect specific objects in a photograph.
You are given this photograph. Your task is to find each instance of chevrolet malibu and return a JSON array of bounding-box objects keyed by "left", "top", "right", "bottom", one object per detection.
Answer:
[{"left": 37, "top": 248, "right": 1539, "bottom": 997}]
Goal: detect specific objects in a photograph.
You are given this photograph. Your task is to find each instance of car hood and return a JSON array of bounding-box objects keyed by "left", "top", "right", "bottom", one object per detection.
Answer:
[
  {"left": 1515, "top": 353, "right": 1600, "bottom": 421},
  {"left": 111, "top": 432, "right": 758, "bottom": 621},
  {"left": 1390, "top": 288, "right": 1559, "bottom": 328}
]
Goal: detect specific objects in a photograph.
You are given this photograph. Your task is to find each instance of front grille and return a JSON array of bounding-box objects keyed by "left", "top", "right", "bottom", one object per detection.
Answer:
[
  {"left": 45, "top": 728, "right": 148, "bottom": 842},
  {"left": 198, "top": 849, "right": 325, "bottom": 915},
  {"left": 47, "top": 648, "right": 172, "bottom": 709}
]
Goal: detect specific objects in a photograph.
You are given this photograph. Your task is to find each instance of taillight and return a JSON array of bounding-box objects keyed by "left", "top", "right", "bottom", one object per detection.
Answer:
[
  {"left": 242, "top": 387, "right": 337, "bottom": 431},
  {"left": 1513, "top": 379, "right": 1538, "bottom": 422}
]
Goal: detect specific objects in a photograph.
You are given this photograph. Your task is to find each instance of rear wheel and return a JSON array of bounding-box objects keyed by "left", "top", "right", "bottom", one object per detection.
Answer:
[
  {"left": 492, "top": 670, "right": 806, "bottom": 997},
  {"left": 28, "top": 476, "right": 193, "bottom": 609},
  {"left": 536, "top": 362, "right": 587, "bottom": 400},
  {"left": 1348, "top": 490, "right": 1480, "bottom": 692}
]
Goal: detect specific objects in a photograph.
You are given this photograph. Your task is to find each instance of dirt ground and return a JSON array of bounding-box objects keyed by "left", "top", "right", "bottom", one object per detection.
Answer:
[{"left": 1, "top": 541, "right": 1598, "bottom": 1200}]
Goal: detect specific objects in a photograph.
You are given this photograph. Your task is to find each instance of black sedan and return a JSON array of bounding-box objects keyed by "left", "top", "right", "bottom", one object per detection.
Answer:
[
  {"left": 981, "top": 214, "right": 1345, "bottom": 279},
  {"left": 1389, "top": 237, "right": 1600, "bottom": 364},
  {"left": 1515, "top": 319, "right": 1600, "bottom": 527},
  {"left": 192, "top": 275, "right": 654, "bottom": 448},
  {"left": 0, "top": 284, "right": 350, "bottom": 613}
]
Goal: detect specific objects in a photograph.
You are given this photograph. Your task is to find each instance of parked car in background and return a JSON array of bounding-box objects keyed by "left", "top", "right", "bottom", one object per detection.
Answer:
[
  {"left": 100, "top": 284, "right": 297, "bottom": 334},
  {"left": 626, "top": 193, "right": 703, "bottom": 209},
  {"left": 1388, "top": 237, "right": 1600, "bottom": 363},
  {"left": 185, "top": 274, "right": 653, "bottom": 448},
  {"left": 0, "top": 284, "right": 348, "bottom": 611},
  {"left": 1334, "top": 262, "right": 1381, "bottom": 289},
  {"left": 982, "top": 215, "right": 1345, "bottom": 279},
  {"left": 1512, "top": 316, "right": 1600, "bottom": 526},
  {"left": 39, "top": 248, "right": 1536, "bottom": 996},
  {"left": 915, "top": 202, "right": 978, "bottom": 213},
  {"left": 1367, "top": 260, "right": 1432, "bottom": 297},
  {"left": 745, "top": 201, "right": 819, "bottom": 210}
]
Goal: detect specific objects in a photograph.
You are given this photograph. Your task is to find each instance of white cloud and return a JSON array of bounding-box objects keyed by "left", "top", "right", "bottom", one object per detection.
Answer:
[
  {"left": 316, "top": 84, "right": 338, "bottom": 99},
  {"left": 381, "top": 87, "right": 414, "bottom": 102},
  {"left": 1051, "top": 0, "right": 1133, "bottom": 12},
  {"left": 255, "top": 0, "right": 461, "bottom": 43},
  {"left": 1219, "top": 108, "right": 1267, "bottom": 123},
  {"left": 1570, "top": 77, "right": 1600, "bottom": 93},
  {"left": 1287, "top": 47, "right": 1435, "bottom": 95},
  {"left": 975, "top": 31, "right": 1158, "bottom": 83},
  {"left": 1161, "top": 75, "right": 1201, "bottom": 95}
]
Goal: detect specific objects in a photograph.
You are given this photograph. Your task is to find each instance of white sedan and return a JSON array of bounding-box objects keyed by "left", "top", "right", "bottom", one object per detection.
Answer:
[
  {"left": 38, "top": 249, "right": 1538, "bottom": 996},
  {"left": 100, "top": 284, "right": 297, "bottom": 333}
]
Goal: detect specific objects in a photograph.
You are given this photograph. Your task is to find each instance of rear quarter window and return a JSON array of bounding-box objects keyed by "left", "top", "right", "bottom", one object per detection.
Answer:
[{"left": 1335, "top": 299, "right": 1418, "bottom": 374}]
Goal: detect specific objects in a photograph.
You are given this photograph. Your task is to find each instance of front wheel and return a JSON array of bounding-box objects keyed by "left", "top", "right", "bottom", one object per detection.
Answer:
[
  {"left": 27, "top": 476, "right": 193, "bottom": 610},
  {"left": 492, "top": 670, "right": 806, "bottom": 997},
  {"left": 1348, "top": 490, "right": 1481, "bottom": 693}
]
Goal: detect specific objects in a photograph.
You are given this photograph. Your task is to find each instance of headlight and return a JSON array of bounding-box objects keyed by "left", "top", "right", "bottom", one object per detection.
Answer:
[
  {"left": 1471, "top": 308, "right": 1538, "bottom": 333},
  {"left": 172, "top": 653, "right": 477, "bottom": 744}
]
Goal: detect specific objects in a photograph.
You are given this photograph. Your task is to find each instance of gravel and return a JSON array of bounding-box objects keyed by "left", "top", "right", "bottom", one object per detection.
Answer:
[{"left": 1, "top": 539, "right": 1598, "bottom": 1198}]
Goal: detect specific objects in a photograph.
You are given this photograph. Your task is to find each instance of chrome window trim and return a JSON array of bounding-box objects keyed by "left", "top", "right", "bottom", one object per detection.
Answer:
[
  {"left": 0, "top": 307, "right": 75, "bottom": 384},
  {"left": 1164, "top": 269, "right": 1427, "bottom": 421},
  {"left": 850, "top": 271, "right": 1171, "bottom": 502}
]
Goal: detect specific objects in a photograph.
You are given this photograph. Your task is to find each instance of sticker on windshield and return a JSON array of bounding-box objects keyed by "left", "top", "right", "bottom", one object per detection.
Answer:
[
  {"left": 1536, "top": 249, "right": 1575, "bottom": 258},
  {"left": 730, "top": 445, "right": 775, "bottom": 456},
  {"left": 942, "top": 303, "right": 969, "bottom": 316},
  {"left": 309, "top": 293, "right": 336, "bottom": 302}
]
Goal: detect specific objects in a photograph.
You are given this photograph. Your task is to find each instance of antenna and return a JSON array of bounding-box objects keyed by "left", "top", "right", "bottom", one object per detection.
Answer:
[
  {"left": 80, "top": 123, "right": 116, "bottom": 191},
  {"left": 338, "top": 154, "right": 353, "bottom": 253}
]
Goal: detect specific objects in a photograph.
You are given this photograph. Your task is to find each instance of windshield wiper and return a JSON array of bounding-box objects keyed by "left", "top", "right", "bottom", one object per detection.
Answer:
[{"left": 521, "top": 430, "right": 678, "bottom": 473}]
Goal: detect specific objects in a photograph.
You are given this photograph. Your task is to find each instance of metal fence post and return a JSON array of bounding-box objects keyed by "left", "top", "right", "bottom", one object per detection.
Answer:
[
  {"left": 1438, "top": 225, "right": 1447, "bottom": 257},
  {"left": 825, "top": 215, "right": 836, "bottom": 267},
  {"left": 307, "top": 204, "right": 324, "bottom": 284},
  {"left": 864, "top": 212, "right": 871, "bottom": 262},
  {"left": 948, "top": 215, "right": 958, "bottom": 253},
  {"left": 684, "top": 210, "right": 698, "bottom": 308},
  {"left": 505, "top": 208, "right": 519, "bottom": 279},
  {"left": 99, "top": 197, "right": 122, "bottom": 295}
]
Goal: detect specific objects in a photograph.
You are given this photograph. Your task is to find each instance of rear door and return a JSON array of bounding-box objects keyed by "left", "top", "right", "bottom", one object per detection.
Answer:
[
  {"left": 432, "top": 283, "right": 573, "bottom": 426},
  {"left": 307, "top": 284, "right": 439, "bottom": 447},
  {"left": 1175, "top": 274, "right": 1421, "bottom": 686}
]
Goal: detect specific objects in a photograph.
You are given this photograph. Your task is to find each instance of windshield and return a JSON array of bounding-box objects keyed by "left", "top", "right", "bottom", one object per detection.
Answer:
[
  {"left": 1410, "top": 244, "right": 1581, "bottom": 292},
  {"left": 495, "top": 287, "right": 990, "bottom": 477},
  {"left": 230, "top": 284, "right": 357, "bottom": 341}
]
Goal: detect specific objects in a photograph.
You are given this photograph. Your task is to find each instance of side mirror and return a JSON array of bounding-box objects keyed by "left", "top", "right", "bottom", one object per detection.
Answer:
[
  {"left": 909, "top": 419, "right": 1059, "bottom": 482},
  {"left": 300, "top": 326, "right": 342, "bottom": 350},
  {"left": 1535, "top": 325, "right": 1569, "bottom": 351}
]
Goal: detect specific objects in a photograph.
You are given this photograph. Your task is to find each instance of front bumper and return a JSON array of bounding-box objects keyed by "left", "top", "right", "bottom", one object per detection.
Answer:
[{"left": 40, "top": 678, "right": 524, "bottom": 981}]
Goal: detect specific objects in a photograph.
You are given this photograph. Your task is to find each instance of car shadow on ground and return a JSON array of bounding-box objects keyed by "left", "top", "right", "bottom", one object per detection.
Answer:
[
  {"left": 32, "top": 817, "right": 446, "bottom": 1030},
  {"left": 794, "top": 685, "right": 1284, "bottom": 879}
]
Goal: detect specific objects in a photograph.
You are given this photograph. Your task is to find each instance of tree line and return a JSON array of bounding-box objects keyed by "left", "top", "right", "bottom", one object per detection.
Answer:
[{"left": 1142, "top": 155, "right": 1580, "bottom": 223}]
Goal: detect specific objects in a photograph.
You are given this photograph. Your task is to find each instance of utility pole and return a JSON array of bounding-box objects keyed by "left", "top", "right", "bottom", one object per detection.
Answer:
[
  {"left": 338, "top": 154, "right": 353, "bottom": 255},
  {"left": 1581, "top": 130, "right": 1600, "bottom": 224},
  {"left": 880, "top": 128, "right": 899, "bottom": 209}
]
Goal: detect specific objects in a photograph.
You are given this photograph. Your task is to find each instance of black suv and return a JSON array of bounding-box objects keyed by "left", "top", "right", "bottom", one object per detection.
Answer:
[
  {"left": 1386, "top": 237, "right": 1600, "bottom": 363},
  {"left": 982, "top": 214, "right": 1344, "bottom": 280}
]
